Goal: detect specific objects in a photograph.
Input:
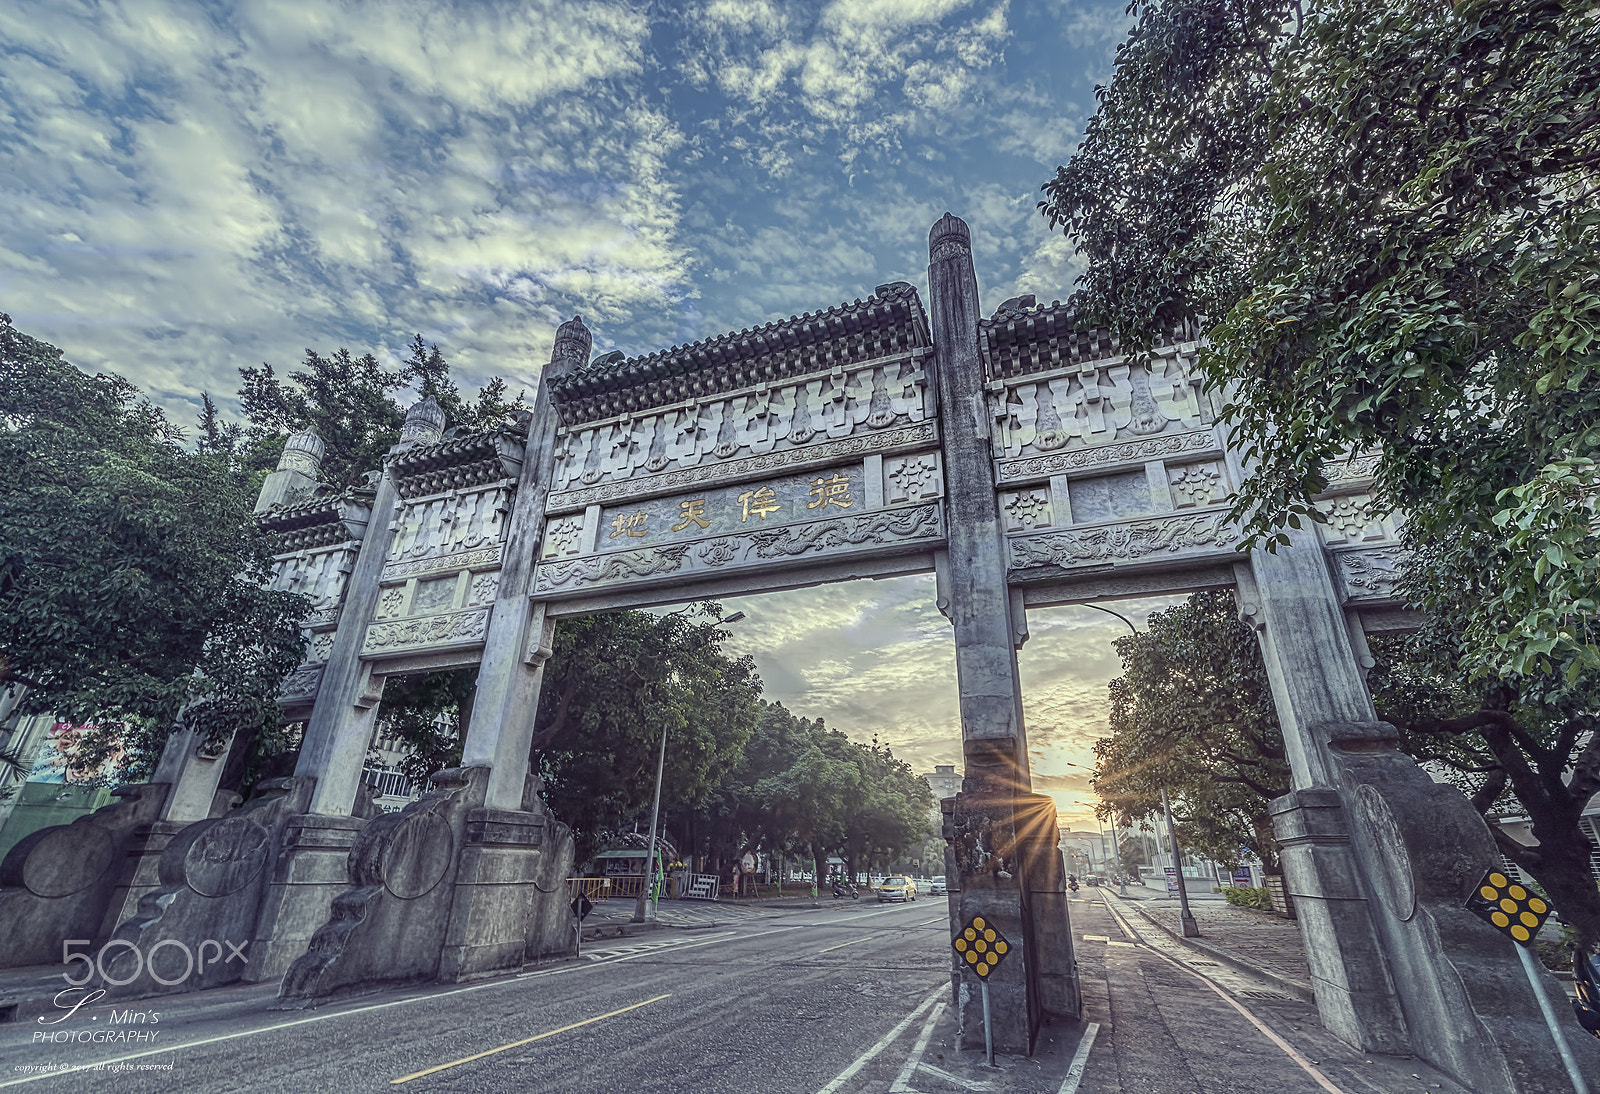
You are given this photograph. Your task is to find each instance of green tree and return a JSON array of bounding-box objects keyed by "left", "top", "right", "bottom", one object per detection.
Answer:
[
  {"left": 523, "top": 606, "right": 761, "bottom": 861},
  {"left": 0, "top": 314, "right": 308, "bottom": 770},
  {"left": 1039, "top": 0, "right": 1599, "bottom": 681},
  {"left": 1091, "top": 591, "right": 1288, "bottom": 870}
]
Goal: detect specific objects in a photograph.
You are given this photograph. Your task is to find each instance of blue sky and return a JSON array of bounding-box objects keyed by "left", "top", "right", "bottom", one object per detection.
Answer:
[{"left": 1, "top": 0, "right": 1148, "bottom": 825}]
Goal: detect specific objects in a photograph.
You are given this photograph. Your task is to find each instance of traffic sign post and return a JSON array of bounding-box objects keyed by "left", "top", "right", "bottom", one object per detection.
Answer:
[
  {"left": 953, "top": 915, "right": 1012, "bottom": 1066},
  {"left": 1467, "top": 870, "right": 1591, "bottom": 1094}
]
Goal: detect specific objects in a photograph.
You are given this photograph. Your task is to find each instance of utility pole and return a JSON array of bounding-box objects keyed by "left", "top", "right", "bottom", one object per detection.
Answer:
[
  {"left": 632, "top": 719, "right": 669, "bottom": 923},
  {"left": 1162, "top": 787, "right": 1200, "bottom": 937}
]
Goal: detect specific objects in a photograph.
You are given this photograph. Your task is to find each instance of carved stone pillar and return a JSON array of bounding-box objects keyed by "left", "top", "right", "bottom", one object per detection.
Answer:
[
  {"left": 928, "top": 213, "right": 1075, "bottom": 1054},
  {"left": 1242, "top": 530, "right": 1600, "bottom": 1091},
  {"left": 459, "top": 316, "right": 591, "bottom": 811}
]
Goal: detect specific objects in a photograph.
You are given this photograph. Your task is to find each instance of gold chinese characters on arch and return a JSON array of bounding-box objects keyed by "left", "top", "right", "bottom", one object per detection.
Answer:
[{"left": 542, "top": 465, "right": 867, "bottom": 559}]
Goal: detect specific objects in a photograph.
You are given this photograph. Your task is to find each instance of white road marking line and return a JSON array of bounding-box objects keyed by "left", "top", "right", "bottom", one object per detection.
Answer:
[
  {"left": 391, "top": 993, "right": 670, "bottom": 1083},
  {"left": 4, "top": 910, "right": 932, "bottom": 1087},
  {"left": 916, "top": 1062, "right": 993, "bottom": 1090},
  {"left": 818, "top": 936, "right": 873, "bottom": 955},
  {"left": 815, "top": 985, "right": 946, "bottom": 1094},
  {"left": 1097, "top": 894, "right": 1351, "bottom": 1094},
  {"left": 1057, "top": 1022, "right": 1099, "bottom": 1094},
  {"left": 888, "top": 1001, "right": 946, "bottom": 1092},
  {"left": 1081, "top": 934, "right": 1111, "bottom": 942}
]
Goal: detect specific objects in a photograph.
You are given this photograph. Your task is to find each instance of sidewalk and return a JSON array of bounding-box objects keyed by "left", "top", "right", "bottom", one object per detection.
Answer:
[{"left": 1105, "top": 884, "right": 1316, "bottom": 1001}]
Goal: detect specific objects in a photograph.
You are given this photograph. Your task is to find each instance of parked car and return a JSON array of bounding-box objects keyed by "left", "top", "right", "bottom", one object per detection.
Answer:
[
  {"left": 877, "top": 875, "right": 917, "bottom": 902},
  {"left": 928, "top": 876, "right": 947, "bottom": 894}
]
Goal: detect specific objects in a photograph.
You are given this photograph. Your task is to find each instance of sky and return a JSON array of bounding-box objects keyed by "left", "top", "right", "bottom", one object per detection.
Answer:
[{"left": 1, "top": 0, "right": 1145, "bottom": 826}]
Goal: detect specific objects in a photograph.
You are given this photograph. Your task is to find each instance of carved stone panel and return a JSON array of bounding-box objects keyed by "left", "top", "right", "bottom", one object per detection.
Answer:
[
  {"left": 548, "top": 357, "right": 933, "bottom": 499},
  {"left": 995, "top": 429, "right": 1217, "bottom": 484},
  {"left": 990, "top": 353, "right": 1208, "bottom": 461},
  {"left": 363, "top": 607, "right": 491, "bottom": 656},
  {"left": 540, "top": 515, "right": 586, "bottom": 560},
  {"left": 1318, "top": 494, "right": 1401, "bottom": 546},
  {"left": 884, "top": 452, "right": 942, "bottom": 504},
  {"left": 412, "top": 575, "right": 459, "bottom": 615},
  {"left": 533, "top": 503, "right": 943, "bottom": 597},
  {"left": 1067, "top": 470, "right": 1152, "bottom": 524},
  {"left": 386, "top": 485, "right": 511, "bottom": 574},
  {"left": 1009, "top": 509, "right": 1235, "bottom": 575},
  {"left": 1167, "top": 460, "right": 1229, "bottom": 509},
  {"left": 1337, "top": 546, "right": 1405, "bottom": 602},
  {"left": 1000, "top": 489, "right": 1053, "bottom": 533}
]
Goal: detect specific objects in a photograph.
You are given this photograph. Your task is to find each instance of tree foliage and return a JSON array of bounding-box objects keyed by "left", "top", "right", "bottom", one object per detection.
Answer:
[
  {"left": 1093, "top": 591, "right": 1287, "bottom": 869},
  {"left": 0, "top": 313, "right": 308, "bottom": 769},
  {"left": 1040, "top": 0, "right": 1600, "bottom": 680}
]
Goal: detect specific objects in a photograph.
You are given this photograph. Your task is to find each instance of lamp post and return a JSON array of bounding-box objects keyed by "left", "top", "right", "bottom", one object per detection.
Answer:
[
  {"left": 632, "top": 610, "right": 745, "bottom": 923},
  {"left": 1161, "top": 786, "right": 1201, "bottom": 937}
]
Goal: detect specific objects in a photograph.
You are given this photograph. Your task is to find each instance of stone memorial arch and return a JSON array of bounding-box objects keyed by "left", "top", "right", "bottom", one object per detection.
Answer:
[{"left": 0, "top": 213, "right": 1592, "bottom": 1092}]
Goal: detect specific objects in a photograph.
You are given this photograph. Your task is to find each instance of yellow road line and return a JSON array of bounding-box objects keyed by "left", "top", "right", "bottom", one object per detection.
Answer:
[
  {"left": 817, "top": 936, "right": 872, "bottom": 954},
  {"left": 391, "top": 993, "right": 671, "bottom": 1084}
]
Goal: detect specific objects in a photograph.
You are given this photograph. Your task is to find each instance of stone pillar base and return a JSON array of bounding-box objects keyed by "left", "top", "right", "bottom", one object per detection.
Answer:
[
  {"left": 943, "top": 757, "right": 1078, "bottom": 1056},
  {"left": 277, "top": 767, "right": 577, "bottom": 1008},
  {"left": 1271, "top": 786, "right": 1410, "bottom": 1054},
  {"left": 0, "top": 783, "right": 169, "bottom": 967},
  {"left": 248, "top": 796, "right": 372, "bottom": 983}
]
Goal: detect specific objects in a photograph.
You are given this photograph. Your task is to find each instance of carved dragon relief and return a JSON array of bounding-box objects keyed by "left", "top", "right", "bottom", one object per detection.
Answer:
[
  {"left": 1009, "top": 510, "right": 1235, "bottom": 572},
  {"left": 547, "top": 358, "right": 933, "bottom": 500},
  {"left": 533, "top": 504, "right": 943, "bottom": 594},
  {"left": 362, "top": 607, "right": 491, "bottom": 655},
  {"left": 1336, "top": 547, "right": 1406, "bottom": 602}
]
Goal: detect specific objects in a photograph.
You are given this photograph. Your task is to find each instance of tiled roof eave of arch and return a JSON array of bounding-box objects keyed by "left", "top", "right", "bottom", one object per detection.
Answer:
[{"left": 550, "top": 285, "right": 931, "bottom": 427}]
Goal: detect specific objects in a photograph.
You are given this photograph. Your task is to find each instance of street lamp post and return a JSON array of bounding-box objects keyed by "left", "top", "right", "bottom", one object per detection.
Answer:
[
  {"left": 631, "top": 610, "right": 745, "bottom": 924},
  {"left": 1161, "top": 786, "right": 1201, "bottom": 937}
]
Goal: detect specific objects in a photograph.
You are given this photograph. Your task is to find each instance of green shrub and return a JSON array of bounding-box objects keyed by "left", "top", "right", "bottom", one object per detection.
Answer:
[{"left": 1222, "top": 885, "right": 1273, "bottom": 911}]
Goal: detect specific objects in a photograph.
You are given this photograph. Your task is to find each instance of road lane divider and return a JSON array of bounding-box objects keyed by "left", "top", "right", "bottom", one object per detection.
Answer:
[
  {"left": 817, "top": 936, "right": 873, "bottom": 954},
  {"left": 389, "top": 994, "right": 673, "bottom": 1084},
  {"left": 814, "top": 984, "right": 946, "bottom": 1094},
  {"left": 1057, "top": 1022, "right": 1099, "bottom": 1094}
]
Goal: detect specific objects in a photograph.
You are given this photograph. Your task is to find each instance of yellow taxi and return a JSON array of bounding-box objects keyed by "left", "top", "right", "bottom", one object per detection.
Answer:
[{"left": 877, "top": 875, "right": 918, "bottom": 902}]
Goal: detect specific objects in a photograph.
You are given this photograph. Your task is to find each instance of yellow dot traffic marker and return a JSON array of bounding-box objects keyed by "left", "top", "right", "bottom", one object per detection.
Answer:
[{"left": 1467, "top": 868, "right": 1552, "bottom": 950}]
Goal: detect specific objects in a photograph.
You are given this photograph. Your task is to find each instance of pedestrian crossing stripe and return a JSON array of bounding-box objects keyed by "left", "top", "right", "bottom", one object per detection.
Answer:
[{"left": 952, "top": 915, "right": 1011, "bottom": 979}]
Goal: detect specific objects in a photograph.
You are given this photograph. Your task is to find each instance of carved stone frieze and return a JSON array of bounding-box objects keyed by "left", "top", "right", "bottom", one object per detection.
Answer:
[
  {"left": 381, "top": 544, "right": 503, "bottom": 583},
  {"left": 1337, "top": 547, "right": 1406, "bottom": 602},
  {"left": 546, "top": 422, "right": 937, "bottom": 512},
  {"left": 1009, "top": 510, "right": 1235, "bottom": 572},
  {"left": 303, "top": 606, "right": 341, "bottom": 629},
  {"left": 996, "top": 429, "right": 1215, "bottom": 484},
  {"left": 375, "top": 587, "right": 406, "bottom": 620},
  {"left": 272, "top": 544, "right": 358, "bottom": 622},
  {"left": 533, "top": 504, "right": 942, "bottom": 594},
  {"left": 990, "top": 357, "right": 1209, "bottom": 461},
  {"left": 362, "top": 607, "right": 491, "bottom": 655},
  {"left": 547, "top": 362, "right": 932, "bottom": 499},
  {"left": 1325, "top": 452, "right": 1382, "bottom": 486}
]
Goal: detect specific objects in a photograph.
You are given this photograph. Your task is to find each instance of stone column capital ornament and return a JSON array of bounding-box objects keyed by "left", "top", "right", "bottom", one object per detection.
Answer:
[
  {"left": 548, "top": 314, "right": 593, "bottom": 380},
  {"left": 277, "top": 426, "right": 326, "bottom": 477},
  {"left": 929, "top": 212, "right": 972, "bottom": 262},
  {"left": 399, "top": 396, "right": 446, "bottom": 447}
]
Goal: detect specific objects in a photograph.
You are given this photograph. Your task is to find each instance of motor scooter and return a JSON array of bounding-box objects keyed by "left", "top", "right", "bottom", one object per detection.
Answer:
[
  {"left": 1068, "top": 875, "right": 1080, "bottom": 893},
  {"left": 831, "top": 880, "right": 860, "bottom": 900}
]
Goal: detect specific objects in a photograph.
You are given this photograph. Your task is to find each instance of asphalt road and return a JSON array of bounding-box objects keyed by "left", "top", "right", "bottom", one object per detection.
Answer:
[{"left": 3, "top": 899, "right": 1028, "bottom": 1094}]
